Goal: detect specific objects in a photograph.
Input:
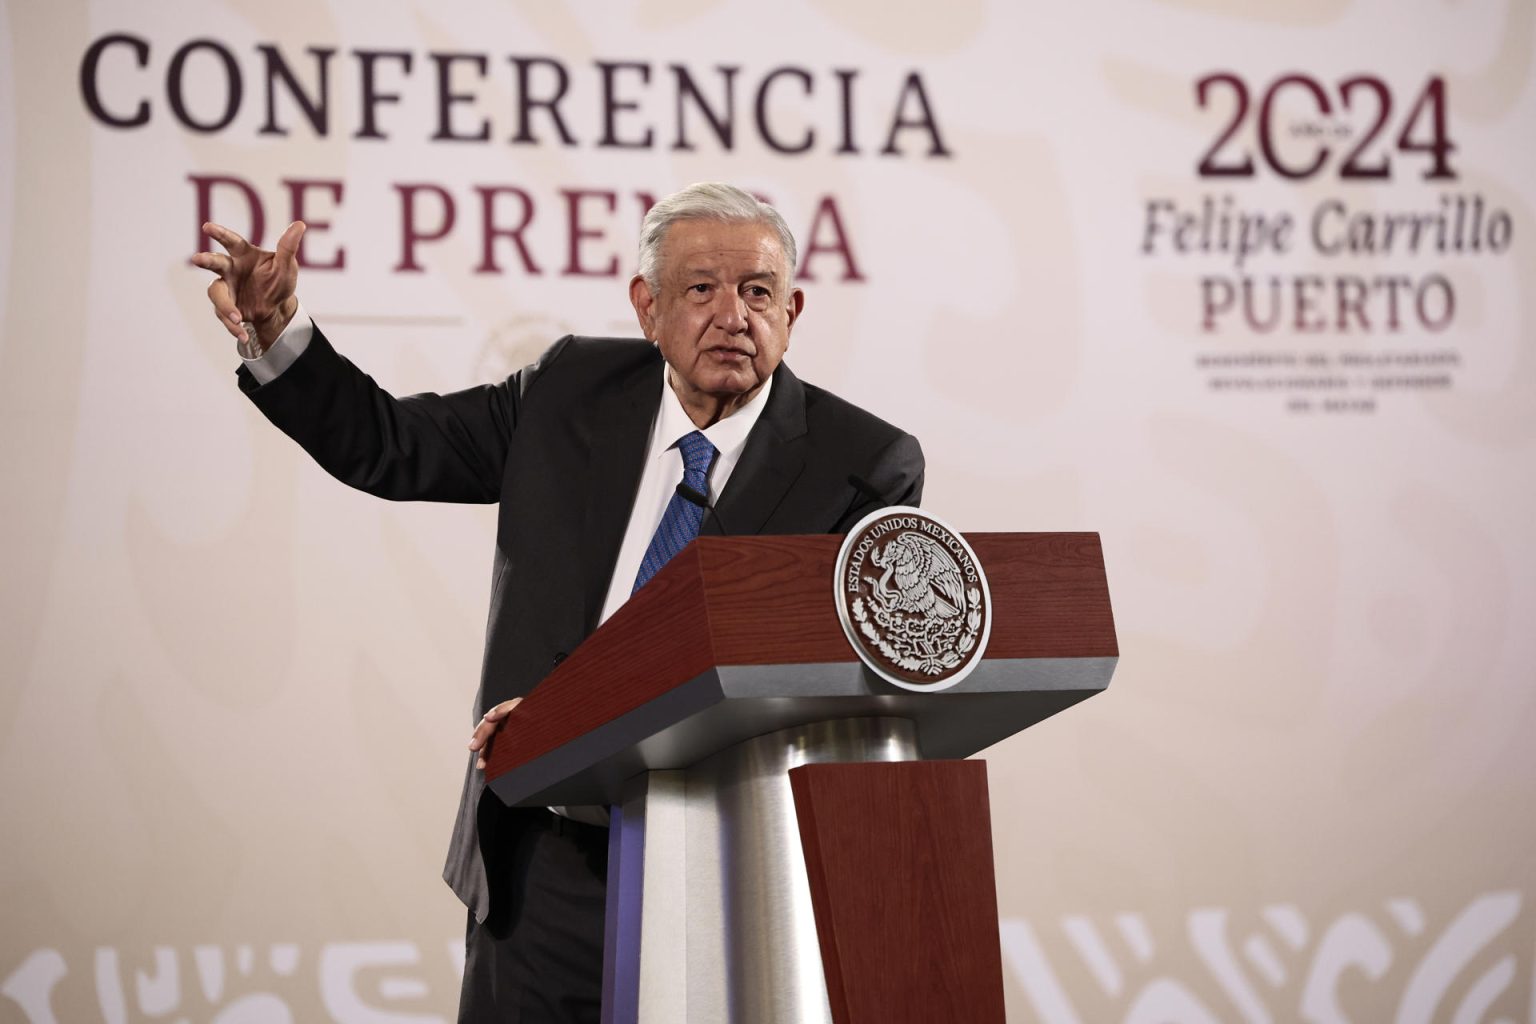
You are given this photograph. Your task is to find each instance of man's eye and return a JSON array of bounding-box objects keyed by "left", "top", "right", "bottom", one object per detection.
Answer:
[{"left": 689, "top": 284, "right": 711, "bottom": 294}]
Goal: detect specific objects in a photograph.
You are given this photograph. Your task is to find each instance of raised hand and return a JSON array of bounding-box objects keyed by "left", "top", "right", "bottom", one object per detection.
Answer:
[{"left": 192, "top": 221, "right": 306, "bottom": 353}]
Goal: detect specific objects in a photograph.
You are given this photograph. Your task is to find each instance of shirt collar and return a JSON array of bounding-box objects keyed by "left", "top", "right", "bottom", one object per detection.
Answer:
[{"left": 649, "top": 367, "right": 774, "bottom": 469}]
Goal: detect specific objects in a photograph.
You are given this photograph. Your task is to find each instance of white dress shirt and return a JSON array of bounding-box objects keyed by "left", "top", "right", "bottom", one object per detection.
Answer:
[
  {"left": 595, "top": 364, "right": 769, "bottom": 624},
  {"left": 242, "top": 305, "right": 313, "bottom": 385}
]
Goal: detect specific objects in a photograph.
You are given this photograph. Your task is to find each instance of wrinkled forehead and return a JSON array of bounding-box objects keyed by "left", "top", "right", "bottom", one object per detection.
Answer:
[{"left": 660, "top": 218, "right": 790, "bottom": 280}]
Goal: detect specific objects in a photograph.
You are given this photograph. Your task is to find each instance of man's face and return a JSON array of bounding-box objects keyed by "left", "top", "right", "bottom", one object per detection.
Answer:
[{"left": 629, "top": 218, "right": 804, "bottom": 424}]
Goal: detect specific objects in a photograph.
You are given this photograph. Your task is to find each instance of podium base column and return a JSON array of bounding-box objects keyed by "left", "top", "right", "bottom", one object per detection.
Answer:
[{"left": 602, "top": 716, "right": 918, "bottom": 1024}]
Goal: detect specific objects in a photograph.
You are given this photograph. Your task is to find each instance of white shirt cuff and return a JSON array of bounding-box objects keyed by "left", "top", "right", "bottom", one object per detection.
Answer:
[{"left": 242, "top": 304, "right": 314, "bottom": 385}]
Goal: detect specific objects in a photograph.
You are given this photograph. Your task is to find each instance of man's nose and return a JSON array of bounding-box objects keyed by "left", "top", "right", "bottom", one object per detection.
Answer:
[{"left": 712, "top": 291, "right": 749, "bottom": 332}]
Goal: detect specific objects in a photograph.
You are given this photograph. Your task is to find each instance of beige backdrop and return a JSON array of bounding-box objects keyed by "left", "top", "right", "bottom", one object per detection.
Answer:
[{"left": 3, "top": 1, "right": 1534, "bottom": 1021}]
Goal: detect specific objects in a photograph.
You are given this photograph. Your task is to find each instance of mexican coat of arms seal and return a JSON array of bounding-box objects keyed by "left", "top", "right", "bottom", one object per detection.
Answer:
[{"left": 834, "top": 507, "right": 992, "bottom": 691}]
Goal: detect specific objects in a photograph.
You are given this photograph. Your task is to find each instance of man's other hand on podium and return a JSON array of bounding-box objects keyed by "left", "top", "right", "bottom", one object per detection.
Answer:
[{"left": 469, "top": 698, "right": 523, "bottom": 771}]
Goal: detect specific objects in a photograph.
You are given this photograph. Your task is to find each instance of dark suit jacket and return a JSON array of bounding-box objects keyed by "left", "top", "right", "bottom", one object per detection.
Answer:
[{"left": 238, "top": 327, "right": 924, "bottom": 921}]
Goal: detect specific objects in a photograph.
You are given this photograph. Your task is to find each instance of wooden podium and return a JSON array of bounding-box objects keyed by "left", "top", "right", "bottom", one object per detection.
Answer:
[{"left": 485, "top": 533, "right": 1117, "bottom": 1024}]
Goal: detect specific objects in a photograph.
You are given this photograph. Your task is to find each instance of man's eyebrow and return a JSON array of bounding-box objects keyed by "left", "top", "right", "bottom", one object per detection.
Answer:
[{"left": 677, "top": 267, "right": 778, "bottom": 284}]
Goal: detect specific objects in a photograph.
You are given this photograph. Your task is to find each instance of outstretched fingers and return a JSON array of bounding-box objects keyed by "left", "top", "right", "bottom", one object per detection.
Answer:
[
  {"left": 206, "top": 278, "right": 247, "bottom": 342},
  {"left": 192, "top": 251, "right": 244, "bottom": 320},
  {"left": 273, "top": 220, "right": 307, "bottom": 260},
  {"left": 191, "top": 251, "right": 232, "bottom": 276},
  {"left": 202, "top": 221, "right": 251, "bottom": 256}
]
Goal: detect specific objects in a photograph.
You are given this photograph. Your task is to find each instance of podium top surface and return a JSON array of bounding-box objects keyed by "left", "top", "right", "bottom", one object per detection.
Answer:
[{"left": 486, "top": 532, "right": 1117, "bottom": 806}]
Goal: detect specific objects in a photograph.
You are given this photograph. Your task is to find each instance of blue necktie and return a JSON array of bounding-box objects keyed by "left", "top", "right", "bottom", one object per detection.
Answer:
[{"left": 632, "top": 431, "right": 718, "bottom": 593}]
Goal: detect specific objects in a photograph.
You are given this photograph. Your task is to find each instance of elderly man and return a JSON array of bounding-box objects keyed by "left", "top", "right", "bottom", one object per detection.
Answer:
[{"left": 195, "top": 183, "right": 923, "bottom": 1023}]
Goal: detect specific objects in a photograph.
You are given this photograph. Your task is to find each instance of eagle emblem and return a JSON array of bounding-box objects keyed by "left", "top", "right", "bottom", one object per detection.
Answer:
[
  {"left": 868, "top": 531, "right": 967, "bottom": 619},
  {"left": 834, "top": 507, "right": 991, "bottom": 692}
]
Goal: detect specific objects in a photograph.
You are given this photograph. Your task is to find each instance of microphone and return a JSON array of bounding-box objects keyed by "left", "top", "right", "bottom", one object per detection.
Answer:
[
  {"left": 846, "top": 473, "right": 898, "bottom": 508},
  {"left": 676, "top": 482, "right": 710, "bottom": 510},
  {"left": 676, "top": 482, "right": 732, "bottom": 534}
]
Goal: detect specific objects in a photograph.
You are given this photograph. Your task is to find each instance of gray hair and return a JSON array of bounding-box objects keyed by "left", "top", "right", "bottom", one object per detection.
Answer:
[{"left": 636, "top": 182, "right": 798, "bottom": 291}]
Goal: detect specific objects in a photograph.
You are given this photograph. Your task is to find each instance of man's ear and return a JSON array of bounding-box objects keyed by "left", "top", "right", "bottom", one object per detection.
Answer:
[
  {"left": 785, "top": 287, "right": 806, "bottom": 335},
  {"left": 629, "top": 275, "right": 657, "bottom": 339}
]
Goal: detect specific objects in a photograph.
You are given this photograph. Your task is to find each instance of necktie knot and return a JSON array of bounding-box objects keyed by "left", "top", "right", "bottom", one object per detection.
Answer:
[{"left": 676, "top": 430, "right": 716, "bottom": 477}]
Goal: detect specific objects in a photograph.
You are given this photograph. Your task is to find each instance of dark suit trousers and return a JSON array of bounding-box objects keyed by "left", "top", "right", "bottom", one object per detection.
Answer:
[{"left": 459, "top": 807, "right": 610, "bottom": 1024}]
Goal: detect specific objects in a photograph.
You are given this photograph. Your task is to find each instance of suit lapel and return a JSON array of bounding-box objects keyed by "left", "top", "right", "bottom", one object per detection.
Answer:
[
  {"left": 581, "top": 354, "right": 664, "bottom": 633},
  {"left": 706, "top": 362, "right": 808, "bottom": 537}
]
